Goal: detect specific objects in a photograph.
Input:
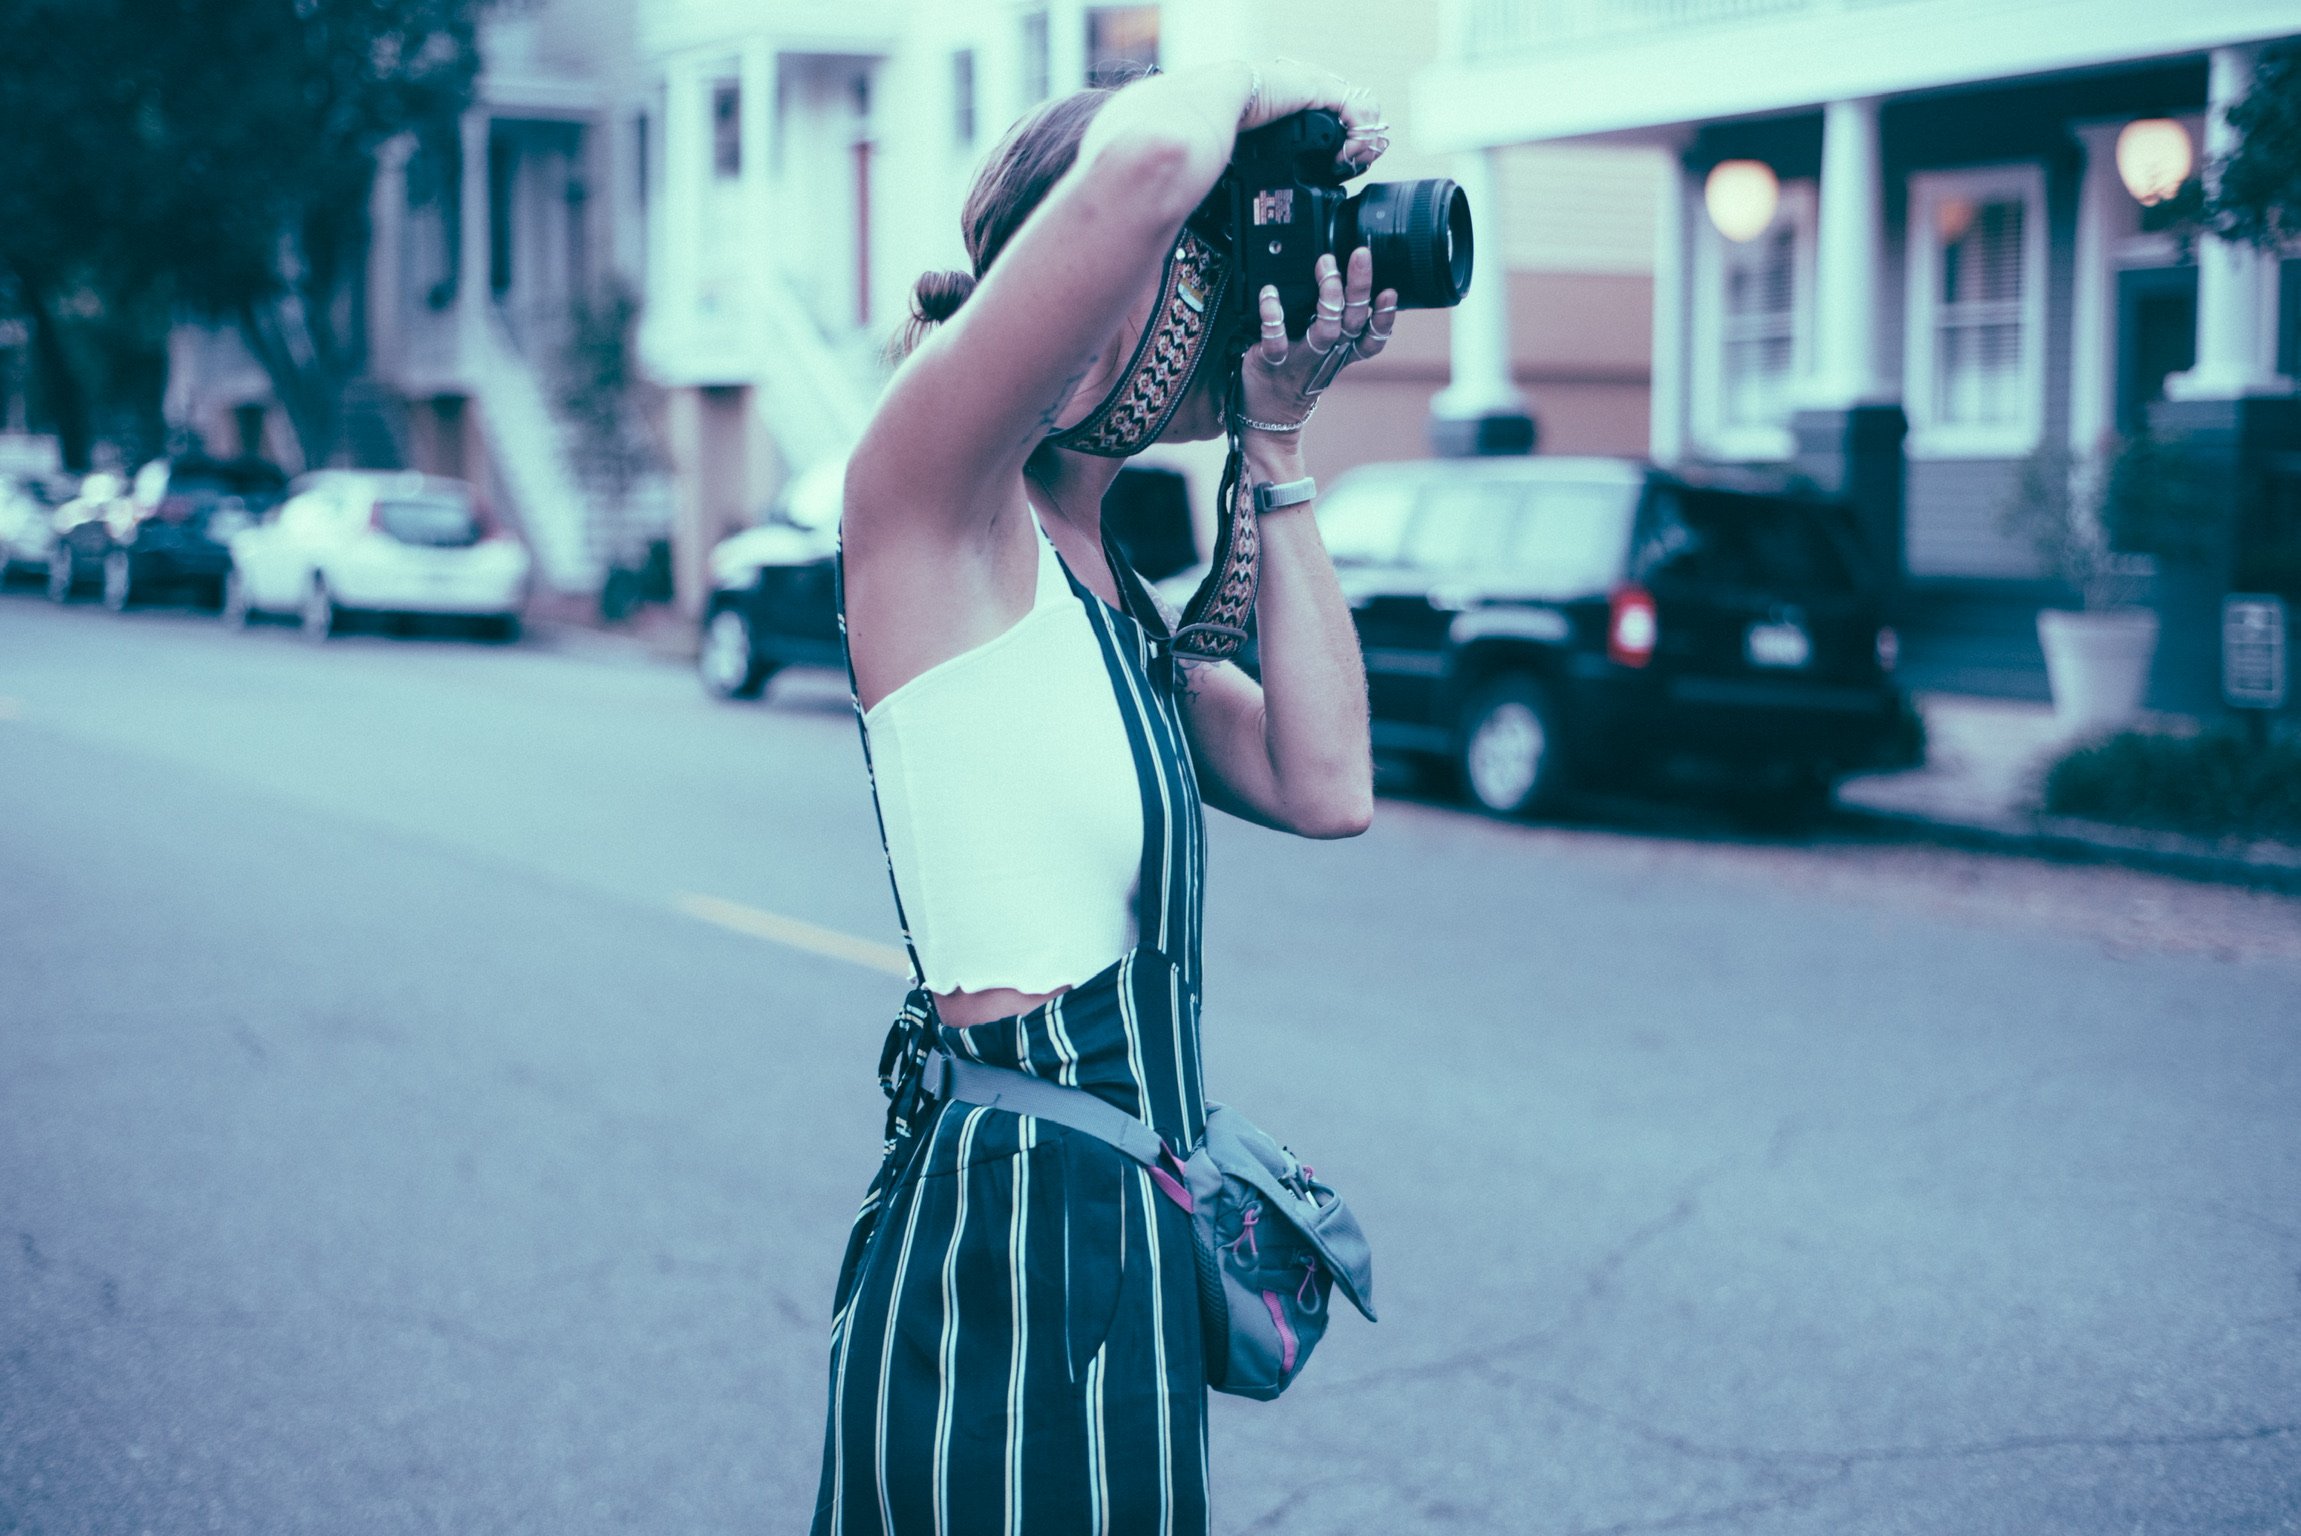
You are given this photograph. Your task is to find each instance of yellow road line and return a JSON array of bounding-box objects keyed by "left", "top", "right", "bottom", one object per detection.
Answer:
[{"left": 674, "top": 892, "right": 910, "bottom": 977}]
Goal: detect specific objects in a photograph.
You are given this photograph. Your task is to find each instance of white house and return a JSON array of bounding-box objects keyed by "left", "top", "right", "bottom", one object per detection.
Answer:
[
  {"left": 170, "top": 0, "right": 1669, "bottom": 613},
  {"left": 1416, "top": 0, "right": 2301, "bottom": 703}
]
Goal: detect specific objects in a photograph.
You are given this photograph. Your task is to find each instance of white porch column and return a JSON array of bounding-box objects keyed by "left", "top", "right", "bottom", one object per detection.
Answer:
[
  {"left": 366, "top": 134, "right": 414, "bottom": 385},
  {"left": 657, "top": 60, "right": 703, "bottom": 354},
  {"left": 1432, "top": 148, "right": 1527, "bottom": 428},
  {"left": 456, "top": 107, "right": 492, "bottom": 365},
  {"left": 2067, "top": 122, "right": 2131, "bottom": 457},
  {"left": 741, "top": 39, "right": 776, "bottom": 334},
  {"left": 1806, "top": 96, "right": 1891, "bottom": 407},
  {"left": 1049, "top": 0, "right": 1088, "bottom": 91},
  {"left": 1649, "top": 148, "right": 1694, "bottom": 465},
  {"left": 2167, "top": 46, "right": 2293, "bottom": 401}
]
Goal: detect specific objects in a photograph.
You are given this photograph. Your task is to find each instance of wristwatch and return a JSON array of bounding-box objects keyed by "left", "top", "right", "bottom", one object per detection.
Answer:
[{"left": 1252, "top": 476, "right": 1317, "bottom": 515}]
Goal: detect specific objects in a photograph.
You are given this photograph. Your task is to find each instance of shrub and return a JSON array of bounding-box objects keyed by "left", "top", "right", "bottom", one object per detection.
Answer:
[{"left": 2043, "top": 725, "right": 2301, "bottom": 842}]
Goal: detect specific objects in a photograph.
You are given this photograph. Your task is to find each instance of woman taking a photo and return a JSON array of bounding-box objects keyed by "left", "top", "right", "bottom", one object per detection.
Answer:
[{"left": 818, "top": 60, "right": 1391, "bottom": 1533}]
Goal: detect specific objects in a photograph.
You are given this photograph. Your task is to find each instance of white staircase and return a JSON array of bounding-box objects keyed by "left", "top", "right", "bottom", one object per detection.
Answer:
[
  {"left": 474, "top": 311, "right": 606, "bottom": 595},
  {"left": 749, "top": 276, "right": 875, "bottom": 475}
]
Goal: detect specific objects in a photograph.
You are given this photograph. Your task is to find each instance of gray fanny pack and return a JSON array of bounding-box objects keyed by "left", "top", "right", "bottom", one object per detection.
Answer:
[{"left": 922, "top": 1052, "right": 1376, "bottom": 1400}]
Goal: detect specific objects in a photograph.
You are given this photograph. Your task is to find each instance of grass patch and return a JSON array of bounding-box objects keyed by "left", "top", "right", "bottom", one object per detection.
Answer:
[{"left": 2043, "top": 724, "right": 2301, "bottom": 843}]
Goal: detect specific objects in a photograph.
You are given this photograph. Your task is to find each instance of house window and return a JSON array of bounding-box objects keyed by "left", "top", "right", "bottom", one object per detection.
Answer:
[
  {"left": 1692, "top": 178, "right": 1814, "bottom": 460},
  {"left": 952, "top": 49, "right": 976, "bottom": 146},
  {"left": 711, "top": 79, "right": 741, "bottom": 179},
  {"left": 1087, "top": 6, "right": 1159, "bottom": 86},
  {"left": 1905, "top": 165, "right": 2047, "bottom": 457},
  {"left": 1020, "top": 11, "right": 1050, "bottom": 104}
]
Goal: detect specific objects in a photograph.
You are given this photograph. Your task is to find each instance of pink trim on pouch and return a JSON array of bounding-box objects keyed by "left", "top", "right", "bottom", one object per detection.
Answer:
[{"left": 1262, "top": 1291, "right": 1298, "bottom": 1374}]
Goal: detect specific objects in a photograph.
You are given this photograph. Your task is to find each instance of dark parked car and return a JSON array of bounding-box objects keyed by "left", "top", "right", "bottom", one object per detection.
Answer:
[
  {"left": 54, "top": 455, "right": 289, "bottom": 611},
  {"left": 1323, "top": 457, "right": 1912, "bottom": 818},
  {"left": 701, "top": 460, "right": 1200, "bottom": 701}
]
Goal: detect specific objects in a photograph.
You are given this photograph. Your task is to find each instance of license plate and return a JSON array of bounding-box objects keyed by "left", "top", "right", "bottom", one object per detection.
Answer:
[{"left": 1746, "top": 620, "right": 1812, "bottom": 669}]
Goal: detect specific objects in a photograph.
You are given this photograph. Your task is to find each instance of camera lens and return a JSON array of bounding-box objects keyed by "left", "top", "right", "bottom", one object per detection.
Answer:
[{"left": 1339, "top": 179, "right": 1473, "bottom": 309}]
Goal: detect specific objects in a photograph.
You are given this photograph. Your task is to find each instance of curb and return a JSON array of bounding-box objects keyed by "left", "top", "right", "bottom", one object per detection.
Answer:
[{"left": 1837, "top": 800, "right": 2301, "bottom": 894}]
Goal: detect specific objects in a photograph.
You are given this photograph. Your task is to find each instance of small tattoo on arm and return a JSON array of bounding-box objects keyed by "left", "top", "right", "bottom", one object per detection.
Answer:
[{"left": 1026, "top": 360, "right": 1093, "bottom": 446}]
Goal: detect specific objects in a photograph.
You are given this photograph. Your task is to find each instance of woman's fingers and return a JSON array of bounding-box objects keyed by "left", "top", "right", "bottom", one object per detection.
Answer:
[
  {"left": 1355, "top": 287, "right": 1400, "bottom": 360},
  {"left": 1305, "top": 253, "right": 1345, "bottom": 358},
  {"left": 1339, "top": 247, "right": 1374, "bottom": 338},
  {"left": 1256, "top": 284, "right": 1289, "bottom": 368}
]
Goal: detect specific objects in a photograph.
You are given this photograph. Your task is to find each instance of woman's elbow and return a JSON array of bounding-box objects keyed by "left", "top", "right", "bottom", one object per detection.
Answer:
[
  {"left": 1083, "top": 130, "right": 1219, "bottom": 224},
  {"left": 1285, "top": 782, "right": 1375, "bottom": 840}
]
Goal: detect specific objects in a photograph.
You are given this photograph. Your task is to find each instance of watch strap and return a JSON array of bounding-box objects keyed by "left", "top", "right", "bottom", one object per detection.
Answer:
[{"left": 1252, "top": 476, "right": 1317, "bottom": 514}]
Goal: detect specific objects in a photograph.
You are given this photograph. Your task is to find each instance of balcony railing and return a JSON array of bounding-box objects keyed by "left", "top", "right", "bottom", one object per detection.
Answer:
[{"left": 1461, "top": 0, "right": 1833, "bottom": 58}]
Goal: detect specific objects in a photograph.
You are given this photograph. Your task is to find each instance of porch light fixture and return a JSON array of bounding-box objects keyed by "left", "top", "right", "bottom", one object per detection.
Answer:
[
  {"left": 1704, "top": 160, "right": 1780, "bottom": 243},
  {"left": 2115, "top": 118, "right": 2192, "bottom": 207}
]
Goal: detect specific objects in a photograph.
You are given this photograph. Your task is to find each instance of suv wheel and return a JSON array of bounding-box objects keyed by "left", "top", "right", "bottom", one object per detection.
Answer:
[
  {"left": 220, "top": 570, "right": 252, "bottom": 629},
  {"left": 46, "top": 549, "right": 75, "bottom": 603},
  {"left": 700, "top": 606, "right": 773, "bottom": 700},
  {"left": 101, "top": 551, "right": 133, "bottom": 612},
  {"left": 300, "top": 577, "right": 337, "bottom": 642},
  {"left": 1457, "top": 675, "right": 1567, "bottom": 818}
]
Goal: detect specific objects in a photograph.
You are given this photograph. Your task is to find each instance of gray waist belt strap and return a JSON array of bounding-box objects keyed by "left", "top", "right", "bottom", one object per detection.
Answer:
[{"left": 921, "top": 1051, "right": 1171, "bottom": 1170}]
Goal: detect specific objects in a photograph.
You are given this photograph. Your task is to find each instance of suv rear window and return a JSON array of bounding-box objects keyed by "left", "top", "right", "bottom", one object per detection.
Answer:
[
  {"left": 1328, "top": 473, "right": 1637, "bottom": 598},
  {"left": 1633, "top": 488, "right": 1860, "bottom": 593},
  {"left": 1495, "top": 480, "right": 1638, "bottom": 595},
  {"left": 1319, "top": 477, "right": 1417, "bottom": 566},
  {"left": 375, "top": 496, "right": 483, "bottom": 547}
]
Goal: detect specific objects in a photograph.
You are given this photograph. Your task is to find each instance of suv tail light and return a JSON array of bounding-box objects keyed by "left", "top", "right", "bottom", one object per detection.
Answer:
[
  {"left": 1875, "top": 624, "right": 1900, "bottom": 673},
  {"left": 1608, "top": 585, "right": 1657, "bottom": 668}
]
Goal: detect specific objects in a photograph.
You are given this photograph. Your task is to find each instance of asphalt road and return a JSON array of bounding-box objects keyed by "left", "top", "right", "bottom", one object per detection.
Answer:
[{"left": 4, "top": 591, "right": 2297, "bottom": 1536}]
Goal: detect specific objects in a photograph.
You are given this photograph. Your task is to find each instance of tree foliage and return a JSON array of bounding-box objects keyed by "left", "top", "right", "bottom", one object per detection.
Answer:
[
  {"left": 2210, "top": 44, "right": 2301, "bottom": 250},
  {"left": 0, "top": 0, "right": 485, "bottom": 469}
]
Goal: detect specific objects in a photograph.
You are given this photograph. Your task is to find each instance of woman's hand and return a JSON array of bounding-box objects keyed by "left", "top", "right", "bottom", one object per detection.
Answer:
[
  {"left": 1241, "top": 61, "right": 1388, "bottom": 170},
  {"left": 1240, "top": 248, "right": 1399, "bottom": 434}
]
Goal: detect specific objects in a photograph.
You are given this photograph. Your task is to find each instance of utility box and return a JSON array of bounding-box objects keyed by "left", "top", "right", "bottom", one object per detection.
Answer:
[{"left": 2223, "top": 595, "right": 2288, "bottom": 712}]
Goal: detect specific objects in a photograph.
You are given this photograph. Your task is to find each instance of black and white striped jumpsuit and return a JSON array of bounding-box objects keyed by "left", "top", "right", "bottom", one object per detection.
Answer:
[{"left": 814, "top": 541, "right": 1211, "bottom": 1535}]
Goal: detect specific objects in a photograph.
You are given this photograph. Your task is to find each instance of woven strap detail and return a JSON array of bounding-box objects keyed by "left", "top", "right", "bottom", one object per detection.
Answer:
[{"left": 1046, "top": 229, "right": 1229, "bottom": 458}]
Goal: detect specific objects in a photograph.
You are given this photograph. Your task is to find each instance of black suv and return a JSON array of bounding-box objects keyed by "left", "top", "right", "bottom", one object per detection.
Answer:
[
  {"left": 63, "top": 455, "right": 289, "bottom": 611},
  {"left": 701, "top": 462, "right": 1200, "bottom": 700},
  {"left": 1325, "top": 457, "right": 1912, "bottom": 818}
]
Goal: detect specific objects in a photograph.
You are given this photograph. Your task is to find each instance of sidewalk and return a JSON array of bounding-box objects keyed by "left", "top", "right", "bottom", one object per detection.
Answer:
[{"left": 1837, "top": 692, "right": 2301, "bottom": 891}]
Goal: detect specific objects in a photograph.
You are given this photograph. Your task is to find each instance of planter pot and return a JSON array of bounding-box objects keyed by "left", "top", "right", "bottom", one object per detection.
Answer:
[{"left": 2038, "top": 607, "right": 2160, "bottom": 735}]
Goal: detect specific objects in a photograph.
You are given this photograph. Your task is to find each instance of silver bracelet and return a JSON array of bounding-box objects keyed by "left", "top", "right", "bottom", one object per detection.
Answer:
[{"left": 1239, "top": 412, "right": 1310, "bottom": 434}]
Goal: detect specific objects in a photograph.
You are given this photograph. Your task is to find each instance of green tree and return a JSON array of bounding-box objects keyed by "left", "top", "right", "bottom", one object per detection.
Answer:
[
  {"left": 0, "top": 0, "right": 485, "bottom": 470},
  {"left": 2209, "top": 44, "right": 2301, "bottom": 250}
]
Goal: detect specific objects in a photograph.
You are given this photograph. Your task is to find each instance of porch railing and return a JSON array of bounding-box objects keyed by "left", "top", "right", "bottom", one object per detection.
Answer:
[{"left": 1460, "top": 0, "right": 1870, "bottom": 58}]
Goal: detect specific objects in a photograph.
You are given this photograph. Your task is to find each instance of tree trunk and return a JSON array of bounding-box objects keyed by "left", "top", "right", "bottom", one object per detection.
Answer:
[
  {"left": 14, "top": 269, "right": 93, "bottom": 472},
  {"left": 236, "top": 295, "right": 343, "bottom": 471}
]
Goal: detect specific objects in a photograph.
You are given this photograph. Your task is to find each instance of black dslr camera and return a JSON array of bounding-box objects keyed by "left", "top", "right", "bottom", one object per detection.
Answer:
[{"left": 1202, "top": 109, "right": 1473, "bottom": 338}]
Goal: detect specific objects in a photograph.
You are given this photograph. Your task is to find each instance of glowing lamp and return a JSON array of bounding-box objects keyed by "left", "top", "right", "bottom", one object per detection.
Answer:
[
  {"left": 1704, "top": 159, "right": 1780, "bottom": 243},
  {"left": 2115, "top": 118, "right": 2192, "bottom": 207}
]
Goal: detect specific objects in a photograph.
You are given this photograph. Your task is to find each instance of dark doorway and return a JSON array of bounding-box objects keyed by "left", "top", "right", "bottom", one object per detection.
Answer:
[{"left": 2115, "top": 265, "right": 2196, "bottom": 435}]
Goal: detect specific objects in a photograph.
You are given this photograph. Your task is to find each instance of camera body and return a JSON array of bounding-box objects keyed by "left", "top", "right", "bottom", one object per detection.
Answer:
[{"left": 1203, "top": 109, "right": 1474, "bottom": 339}]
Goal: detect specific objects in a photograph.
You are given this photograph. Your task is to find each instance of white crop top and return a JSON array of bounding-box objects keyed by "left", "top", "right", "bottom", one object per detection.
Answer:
[{"left": 860, "top": 516, "right": 1143, "bottom": 995}]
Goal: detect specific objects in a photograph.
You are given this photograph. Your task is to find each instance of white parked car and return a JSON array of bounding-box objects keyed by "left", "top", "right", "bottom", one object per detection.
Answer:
[
  {"left": 0, "top": 473, "right": 69, "bottom": 581},
  {"left": 226, "top": 471, "right": 531, "bottom": 640}
]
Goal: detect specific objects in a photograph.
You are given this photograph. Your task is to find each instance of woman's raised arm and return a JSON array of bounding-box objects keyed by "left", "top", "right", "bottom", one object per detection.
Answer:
[{"left": 842, "top": 65, "right": 1257, "bottom": 552}]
